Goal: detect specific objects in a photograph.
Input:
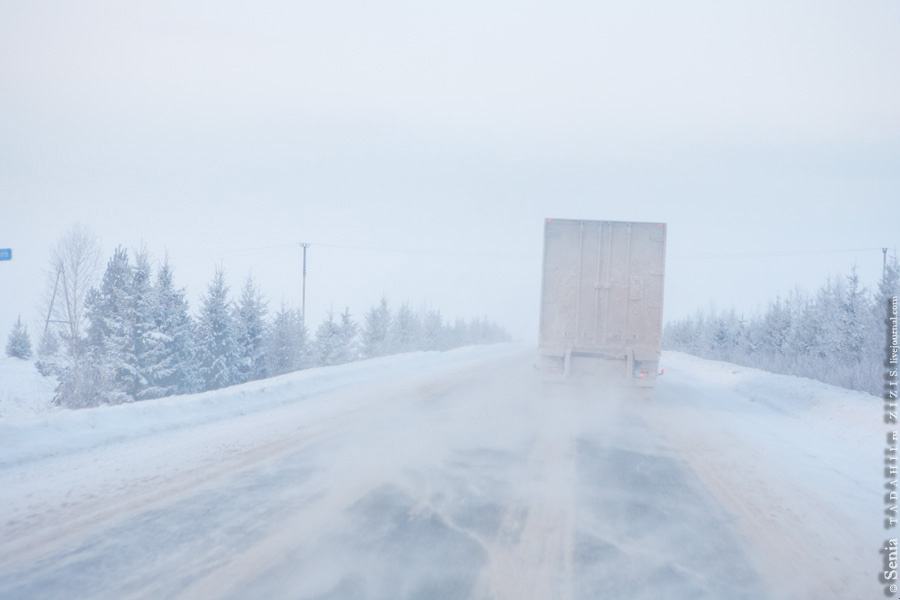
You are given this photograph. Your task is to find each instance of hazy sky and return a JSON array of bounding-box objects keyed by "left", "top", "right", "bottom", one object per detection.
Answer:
[{"left": 1, "top": 0, "right": 898, "bottom": 345}]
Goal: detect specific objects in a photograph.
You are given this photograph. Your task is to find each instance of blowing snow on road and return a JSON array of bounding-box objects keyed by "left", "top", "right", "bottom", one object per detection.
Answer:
[{"left": 0, "top": 345, "right": 881, "bottom": 599}]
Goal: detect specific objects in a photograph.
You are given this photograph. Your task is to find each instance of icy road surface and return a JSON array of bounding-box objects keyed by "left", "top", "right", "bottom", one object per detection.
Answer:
[{"left": 0, "top": 346, "right": 882, "bottom": 599}]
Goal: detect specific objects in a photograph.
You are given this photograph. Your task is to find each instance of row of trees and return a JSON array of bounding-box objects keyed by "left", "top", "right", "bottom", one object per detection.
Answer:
[
  {"left": 663, "top": 257, "right": 900, "bottom": 395},
  {"left": 22, "top": 232, "right": 510, "bottom": 408}
]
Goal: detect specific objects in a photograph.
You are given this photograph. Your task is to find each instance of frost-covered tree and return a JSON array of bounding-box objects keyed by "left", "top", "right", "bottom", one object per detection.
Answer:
[
  {"left": 663, "top": 261, "right": 899, "bottom": 396},
  {"left": 126, "top": 247, "right": 159, "bottom": 400},
  {"left": 391, "top": 303, "right": 421, "bottom": 353},
  {"left": 235, "top": 275, "right": 268, "bottom": 383},
  {"left": 5, "top": 316, "right": 32, "bottom": 359},
  {"left": 80, "top": 246, "right": 135, "bottom": 405},
  {"left": 874, "top": 253, "right": 900, "bottom": 354},
  {"left": 476, "top": 317, "right": 512, "bottom": 344},
  {"left": 475, "top": 317, "right": 488, "bottom": 344},
  {"left": 422, "top": 309, "right": 444, "bottom": 351},
  {"left": 196, "top": 267, "right": 241, "bottom": 391},
  {"left": 781, "top": 287, "right": 812, "bottom": 358},
  {"left": 265, "top": 303, "right": 308, "bottom": 376},
  {"left": 49, "top": 245, "right": 150, "bottom": 407},
  {"left": 362, "top": 297, "right": 393, "bottom": 358},
  {"left": 447, "top": 317, "right": 469, "bottom": 349},
  {"left": 35, "top": 329, "right": 61, "bottom": 376},
  {"left": 335, "top": 307, "right": 359, "bottom": 364},
  {"left": 838, "top": 265, "right": 868, "bottom": 364},
  {"left": 662, "top": 317, "right": 695, "bottom": 354},
  {"left": 52, "top": 351, "right": 115, "bottom": 409},
  {"left": 86, "top": 247, "right": 132, "bottom": 347},
  {"left": 314, "top": 310, "right": 342, "bottom": 367},
  {"left": 143, "top": 257, "right": 201, "bottom": 397},
  {"left": 877, "top": 253, "right": 900, "bottom": 306},
  {"left": 761, "top": 296, "right": 791, "bottom": 356},
  {"left": 811, "top": 277, "right": 845, "bottom": 361},
  {"left": 42, "top": 224, "right": 102, "bottom": 370}
]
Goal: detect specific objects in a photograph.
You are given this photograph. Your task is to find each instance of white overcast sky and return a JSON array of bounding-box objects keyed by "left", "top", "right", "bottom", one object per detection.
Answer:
[{"left": 1, "top": 0, "right": 898, "bottom": 344}]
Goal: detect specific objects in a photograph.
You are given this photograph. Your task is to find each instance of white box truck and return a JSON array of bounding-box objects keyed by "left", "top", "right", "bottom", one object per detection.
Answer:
[{"left": 539, "top": 218, "right": 667, "bottom": 391}]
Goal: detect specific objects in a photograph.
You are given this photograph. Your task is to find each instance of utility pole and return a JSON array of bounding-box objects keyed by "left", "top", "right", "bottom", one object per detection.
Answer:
[
  {"left": 300, "top": 243, "right": 310, "bottom": 323},
  {"left": 44, "top": 268, "right": 62, "bottom": 336},
  {"left": 43, "top": 267, "right": 71, "bottom": 336},
  {"left": 884, "top": 248, "right": 889, "bottom": 277}
]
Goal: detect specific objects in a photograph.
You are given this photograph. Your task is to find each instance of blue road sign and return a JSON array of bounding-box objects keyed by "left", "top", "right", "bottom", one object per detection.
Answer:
[{"left": 0, "top": 249, "right": 11, "bottom": 261}]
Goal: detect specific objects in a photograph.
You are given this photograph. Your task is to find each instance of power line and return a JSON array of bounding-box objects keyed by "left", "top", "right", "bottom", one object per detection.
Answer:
[
  {"left": 309, "top": 241, "right": 537, "bottom": 260},
  {"left": 165, "top": 239, "right": 892, "bottom": 264},
  {"left": 670, "top": 247, "right": 886, "bottom": 260},
  {"left": 178, "top": 240, "right": 538, "bottom": 262},
  {"left": 178, "top": 243, "right": 298, "bottom": 260}
]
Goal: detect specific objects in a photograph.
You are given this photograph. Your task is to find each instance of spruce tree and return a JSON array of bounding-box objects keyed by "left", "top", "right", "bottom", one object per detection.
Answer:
[
  {"left": 144, "top": 257, "right": 201, "bottom": 397},
  {"left": 235, "top": 275, "right": 268, "bottom": 383},
  {"left": 878, "top": 252, "right": 900, "bottom": 304},
  {"left": 82, "top": 246, "right": 134, "bottom": 404},
  {"left": 314, "top": 311, "right": 341, "bottom": 366},
  {"left": 5, "top": 316, "right": 33, "bottom": 359},
  {"left": 839, "top": 265, "right": 868, "bottom": 363},
  {"left": 196, "top": 267, "right": 240, "bottom": 391},
  {"left": 266, "top": 303, "right": 307, "bottom": 376},
  {"left": 875, "top": 253, "right": 900, "bottom": 351},
  {"left": 422, "top": 310, "right": 444, "bottom": 351},
  {"left": 127, "top": 247, "right": 157, "bottom": 400},
  {"left": 448, "top": 317, "right": 468, "bottom": 348},
  {"left": 392, "top": 303, "right": 421, "bottom": 353},
  {"left": 335, "top": 307, "right": 359, "bottom": 364},
  {"left": 362, "top": 297, "right": 393, "bottom": 358}
]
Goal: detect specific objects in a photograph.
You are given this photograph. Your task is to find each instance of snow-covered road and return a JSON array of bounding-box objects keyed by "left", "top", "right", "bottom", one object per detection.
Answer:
[{"left": 0, "top": 346, "right": 882, "bottom": 599}]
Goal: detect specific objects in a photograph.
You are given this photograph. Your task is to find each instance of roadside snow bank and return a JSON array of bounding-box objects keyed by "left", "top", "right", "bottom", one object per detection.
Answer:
[
  {"left": 0, "top": 344, "right": 525, "bottom": 468},
  {"left": 653, "top": 351, "right": 882, "bottom": 599},
  {"left": 660, "top": 350, "right": 875, "bottom": 411}
]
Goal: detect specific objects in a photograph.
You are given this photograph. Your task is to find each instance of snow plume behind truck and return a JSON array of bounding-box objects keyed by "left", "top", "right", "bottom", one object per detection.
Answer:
[{"left": 539, "top": 219, "right": 667, "bottom": 391}]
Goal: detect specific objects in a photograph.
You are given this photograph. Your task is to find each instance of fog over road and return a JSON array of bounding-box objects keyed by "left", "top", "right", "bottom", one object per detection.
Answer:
[{"left": 0, "top": 347, "right": 876, "bottom": 599}]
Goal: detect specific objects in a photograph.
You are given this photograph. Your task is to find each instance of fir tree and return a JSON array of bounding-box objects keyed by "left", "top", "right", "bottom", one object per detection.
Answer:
[
  {"left": 469, "top": 316, "right": 510, "bottom": 345},
  {"left": 878, "top": 252, "right": 900, "bottom": 304},
  {"left": 448, "top": 317, "right": 468, "bottom": 348},
  {"left": 662, "top": 261, "right": 898, "bottom": 395},
  {"left": 422, "top": 309, "right": 444, "bottom": 351},
  {"left": 335, "top": 307, "right": 359, "bottom": 364},
  {"left": 127, "top": 247, "right": 157, "bottom": 400},
  {"left": 144, "top": 257, "right": 201, "bottom": 397},
  {"left": 839, "top": 265, "right": 868, "bottom": 363},
  {"left": 266, "top": 303, "right": 307, "bottom": 376},
  {"left": 314, "top": 310, "right": 341, "bottom": 366},
  {"left": 812, "top": 277, "right": 845, "bottom": 361},
  {"left": 196, "top": 267, "right": 240, "bottom": 391},
  {"left": 875, "top": 253, "right": 900, "bottom": 353},
  {"left": 392, "top": 303, "right": 421, "bottom": 353},
  {"left": 235, "top": 274, "right": 268, "bottom": 383},
  {"left": 761, "top": 296, "right": 791, "bottom": 356},
  {"left": 81, "top": 246, "right": 135, "bottom": 404},
  {"left": 362, "top": 297, "right": 393, "bottom": 358},
  {"left": 5, "top": 316, "right": 33, "bottom": 359}
]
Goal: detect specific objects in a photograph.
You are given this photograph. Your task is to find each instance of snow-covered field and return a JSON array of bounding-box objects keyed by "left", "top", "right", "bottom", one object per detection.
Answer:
[
  {"left": 0, "top": 357, "right": 57, "bottom": 421},
  {"left": 0, "top": 347, "right": 884, "bottom": 599}
]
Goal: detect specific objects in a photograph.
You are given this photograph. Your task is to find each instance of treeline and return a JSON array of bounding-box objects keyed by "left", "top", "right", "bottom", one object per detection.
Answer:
[
  {"left": 33, "top": 246, "right": 511, "bottom": 408},
  {"left": 663, "top": 256, "right": 900, "bottom": 396}
]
